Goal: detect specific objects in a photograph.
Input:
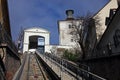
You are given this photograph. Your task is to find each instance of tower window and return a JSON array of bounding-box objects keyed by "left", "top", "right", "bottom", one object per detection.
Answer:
[
  {"left": 69, "top": 24, "right": 74, "bottom": 29},
  {"left": 69, "top": 24, "right": 72, "bottom": 28},
  {"left": 71, "top": 39, "right": 74, "bottom": 42}
]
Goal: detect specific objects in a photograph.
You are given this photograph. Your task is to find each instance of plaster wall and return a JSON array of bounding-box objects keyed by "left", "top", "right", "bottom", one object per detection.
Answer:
[
  {"left": 94, "top": 0, "right": 118, "bottom": 40},
  {"left": 23, "top": 27, "right": 50, "bottom": 53}
]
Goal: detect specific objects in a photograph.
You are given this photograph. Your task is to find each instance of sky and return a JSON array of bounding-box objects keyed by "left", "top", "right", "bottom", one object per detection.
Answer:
[{"left": 8, "top": 0, "right": 109, "bottom": 45}]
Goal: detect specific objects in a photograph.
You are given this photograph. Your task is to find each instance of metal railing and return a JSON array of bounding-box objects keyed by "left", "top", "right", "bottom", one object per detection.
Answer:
[
  {"left": 35, "top": 51, "right": 61, "bottom": 80},
  {"left": 42, "top": 51, "right": 107, "bottom": 80}
]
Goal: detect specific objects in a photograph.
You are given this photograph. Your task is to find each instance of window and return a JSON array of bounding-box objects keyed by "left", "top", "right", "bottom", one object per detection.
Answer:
[
  {"left": 38, "top": 37, "right": 45, "bottom": 46},
  {"left": 69, "top": 24, "right": 72, "bottom": 29},
  {"left": 69, "top": 24, "right": 74, "bottom": 29},
  {"left": 71, "top": 39, "right": 74, "bottom": 42}
]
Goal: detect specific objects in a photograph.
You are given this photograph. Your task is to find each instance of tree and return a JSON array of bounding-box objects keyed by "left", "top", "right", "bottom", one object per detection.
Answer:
[
  {"left": 69, "top": 13, "right": 100, "bottom": 59},
  {"left": 16, "top": 27, "right": 24, "bottom": 52},
  {"left": 62, "top": 49, "right": 80, "bottom": 62},
  {"left": 50, "top": 46, "right": 57, "bottom": 55},
  {"left": 93, "top": 14, "right": 102, "bottom": 41}
]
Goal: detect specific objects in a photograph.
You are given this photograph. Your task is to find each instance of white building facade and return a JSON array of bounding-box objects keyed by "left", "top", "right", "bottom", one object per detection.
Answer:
[
  {"left": 58, "top": 10, "right": 83, "bottom": 47},
  {"left": 94, "top": 0, "right": 118, "bottom": 40},
  {"left": 23, "top": 27, "right": 50, "bottom": 53}
]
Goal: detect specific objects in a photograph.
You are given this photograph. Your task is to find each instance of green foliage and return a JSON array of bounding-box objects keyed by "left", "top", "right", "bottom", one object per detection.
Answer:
[{"left": 62, "top": 50, "right": 79, "bottom": 62}]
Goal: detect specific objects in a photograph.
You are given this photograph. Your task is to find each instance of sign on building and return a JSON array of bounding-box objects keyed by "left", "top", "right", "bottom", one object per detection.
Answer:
[{"left": 38, "top": 37, "right": 45, "bottom": 46}]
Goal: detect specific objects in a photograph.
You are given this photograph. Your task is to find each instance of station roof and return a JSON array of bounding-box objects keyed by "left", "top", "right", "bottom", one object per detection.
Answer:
[{"left": 24, "top": 27, "right": 50, "bottom": 33}]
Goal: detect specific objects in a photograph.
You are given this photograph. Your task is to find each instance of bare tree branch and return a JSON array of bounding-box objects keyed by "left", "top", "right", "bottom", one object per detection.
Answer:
[{"left": 69, "top": 12, "right": 100, "bottom": 59}]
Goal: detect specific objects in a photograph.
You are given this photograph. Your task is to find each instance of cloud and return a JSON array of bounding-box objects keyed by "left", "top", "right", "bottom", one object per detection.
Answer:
[{"left": 8, "top": 0, "right": 109, "bottom": 44}]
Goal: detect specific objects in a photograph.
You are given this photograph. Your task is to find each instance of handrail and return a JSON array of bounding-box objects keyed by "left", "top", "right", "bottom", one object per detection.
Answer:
[
  {"left": 35, "top": 51, "right": 61, "bottom": 80},
  {"left": 77, "top": 62, "right": 90, "bottom": 71},
  {"left": 40, "top": 51, "right": 107, "bottom": 80},
  {"left": 76, "top": 66, "right": 106, "bottom": 80},
  {"left": 12, "top": 53, "right": 27, "bottom": 80}
]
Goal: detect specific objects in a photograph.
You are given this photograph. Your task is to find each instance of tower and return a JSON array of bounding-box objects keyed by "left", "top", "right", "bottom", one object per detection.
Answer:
[{"left": 58, "top": 10, "right": 81, "bottom": 46}]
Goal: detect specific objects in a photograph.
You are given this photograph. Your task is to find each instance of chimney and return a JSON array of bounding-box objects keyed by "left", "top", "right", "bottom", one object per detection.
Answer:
[{"left": 66, "top": 10, "right": 74, "bottom": 20}]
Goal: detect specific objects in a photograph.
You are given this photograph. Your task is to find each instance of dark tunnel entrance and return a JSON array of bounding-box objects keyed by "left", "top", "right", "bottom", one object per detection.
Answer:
[{"left": 29, "top": 36, "right": 45, "bottom": 53}]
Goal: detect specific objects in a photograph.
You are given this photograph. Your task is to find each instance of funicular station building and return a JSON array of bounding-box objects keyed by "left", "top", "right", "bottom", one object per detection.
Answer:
[{"left": 23, "top": 27, "right": 50, "bottom": 53}]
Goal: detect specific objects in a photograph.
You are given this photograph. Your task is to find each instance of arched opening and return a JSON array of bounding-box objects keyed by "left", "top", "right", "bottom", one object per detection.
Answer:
[{"left": 29, "top": 36, "right": 45, "bottom": 53}]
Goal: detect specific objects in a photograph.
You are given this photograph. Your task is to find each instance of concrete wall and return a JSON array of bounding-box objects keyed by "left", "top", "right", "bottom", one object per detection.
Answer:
[
  {"left": 45, "top": 45, "right": 73, "bottom": 53},
  {"left": 58, "top": 20, "right": 82, "bottom": 46},
  {"left": 58, "top": 20, "right": 75, "bottom": 46}
]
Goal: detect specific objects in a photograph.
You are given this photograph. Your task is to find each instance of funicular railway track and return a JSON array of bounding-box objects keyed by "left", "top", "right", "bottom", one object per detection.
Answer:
[
  {"left": 13, "top": 52, "right": 49, "bottom": 80},
  {"left": 27, "top": 53, "right": 48, "bottom": 80}
]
